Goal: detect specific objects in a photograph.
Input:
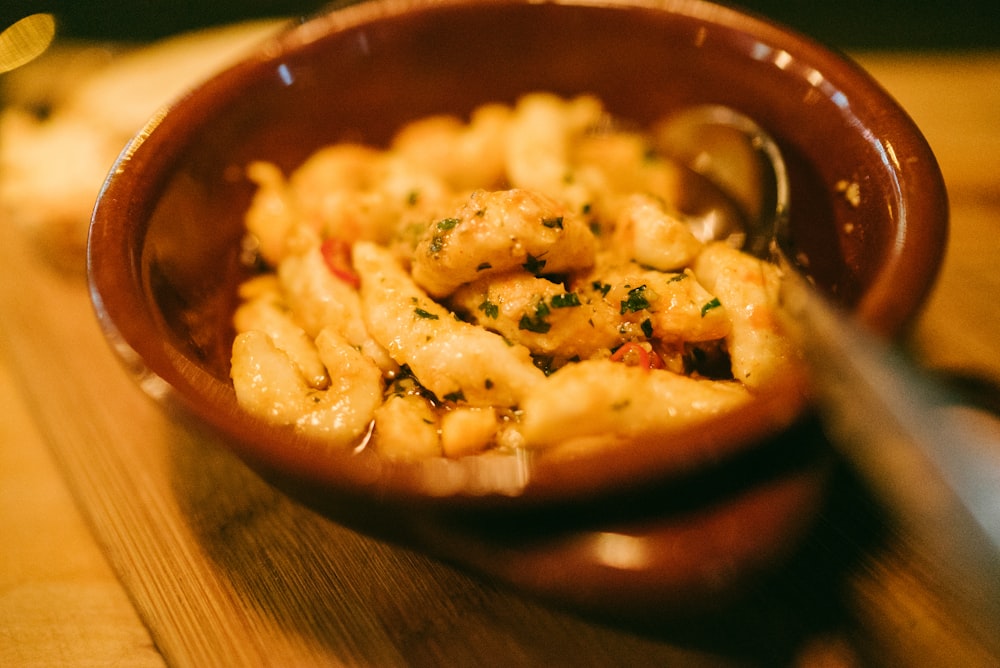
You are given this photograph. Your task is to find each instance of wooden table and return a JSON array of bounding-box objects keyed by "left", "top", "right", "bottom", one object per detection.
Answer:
[{"left": 2, "top": 41, "right": 999, "bottom": 666}]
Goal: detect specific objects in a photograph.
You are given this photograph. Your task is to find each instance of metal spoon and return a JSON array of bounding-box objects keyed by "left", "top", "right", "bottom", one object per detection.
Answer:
[{"left": 658, "top": 104, "right": 1000, "bottom": 650}]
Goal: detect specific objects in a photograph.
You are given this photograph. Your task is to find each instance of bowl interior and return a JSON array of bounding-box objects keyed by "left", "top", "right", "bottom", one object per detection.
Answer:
[{"left": 88, "top": 0, "right": 947, "bottom": 507}]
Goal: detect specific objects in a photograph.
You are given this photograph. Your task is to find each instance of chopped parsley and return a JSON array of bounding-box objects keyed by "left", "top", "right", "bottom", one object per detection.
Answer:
[
  {"left": 428, "top": 235, "right": 445, "bottom": 254},
  {"left": 436, "top": 217, "right": 460, "bottom": 230},
  {"left": 522, "top": 253, "right": 547, "bottom": 274},
  {"left": 592, "top": 281, "right": 612, "bottom": 297},
  {"left": 640, "top": 318, "right": 654, "bottom": 338},
  {"left": 549, "top": 292, "right": 581, "bottom": 308},
  {"left": 620, "top": 285, "right": 652, "bottom": 314},
  {"left": 541, "top": 216, "right": 564, "bottom": 229},
  {"left": 414, "top": 307, "right": 439, "bottom": 320},
  {"left": 519, "top": 300, "right": 552, "bottom": 333},
  {"left": 701, "top": 297, "right": 722, "bottom": 317},
  {"left": 478, "top": 298, "right": 499, "bottom": 319}
]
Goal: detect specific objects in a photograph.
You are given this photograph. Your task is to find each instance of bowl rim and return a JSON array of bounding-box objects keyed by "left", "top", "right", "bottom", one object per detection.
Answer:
[{"left": 87, "top": 0, "right": 948, "bottom": 509}]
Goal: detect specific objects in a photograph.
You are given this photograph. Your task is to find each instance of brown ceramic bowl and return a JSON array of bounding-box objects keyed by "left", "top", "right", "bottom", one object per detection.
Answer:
[{"left": 87, "top": 0, "right": 947, "bottom": 617}]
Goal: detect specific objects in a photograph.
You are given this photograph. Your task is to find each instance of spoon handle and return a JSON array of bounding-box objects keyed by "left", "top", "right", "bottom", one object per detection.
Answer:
[{"left": 778, "top": 262, "right": 1000, "bottom": 649}]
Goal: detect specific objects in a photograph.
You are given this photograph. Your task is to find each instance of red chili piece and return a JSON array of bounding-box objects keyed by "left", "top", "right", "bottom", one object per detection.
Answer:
[
  {"left": 609, "top": 342, "right": 663, "bottom": 370},
  {"left": 320, "top": 238, "right": 361, "bottom": 289}
]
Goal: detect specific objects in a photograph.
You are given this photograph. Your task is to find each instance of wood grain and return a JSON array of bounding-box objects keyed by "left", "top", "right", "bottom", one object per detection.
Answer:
[{"left": 2, "top": 49, "right": 999, "bottom": 667}]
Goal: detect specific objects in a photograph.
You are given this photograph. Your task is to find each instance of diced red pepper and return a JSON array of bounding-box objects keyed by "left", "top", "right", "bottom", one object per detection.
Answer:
[
  {"left": 320, "top": 238, "right": 360, "bottom": 289},
  {"left": 609, "top": 342, "right": 663, "bottom": 371}
]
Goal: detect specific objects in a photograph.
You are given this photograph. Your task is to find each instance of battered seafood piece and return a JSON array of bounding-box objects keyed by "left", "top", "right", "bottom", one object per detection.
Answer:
[{"left": 230, "top": 93, "right": 799, "bottom": 460}]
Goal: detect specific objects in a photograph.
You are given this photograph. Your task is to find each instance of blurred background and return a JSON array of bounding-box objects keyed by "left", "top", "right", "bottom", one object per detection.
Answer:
[{"left": 3, "top": 0, "right": 999, "bottom": 50}]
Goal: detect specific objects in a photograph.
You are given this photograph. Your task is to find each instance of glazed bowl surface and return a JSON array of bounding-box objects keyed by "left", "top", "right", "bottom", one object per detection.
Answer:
[{"left": 88, "top": 0, "right": 947, "bottom": 612}]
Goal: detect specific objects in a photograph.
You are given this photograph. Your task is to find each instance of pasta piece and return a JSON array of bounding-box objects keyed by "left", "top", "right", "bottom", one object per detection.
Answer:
[
  {"left": 519, "top": 359, "right": 751, "bottom": 450},
  {"left": 353, "top": 241, "right": 546, "bottom": 407},
  {"left": 232, "top": 281, "right": 328, "bottom": 389},
  {"left": 231, "top": 328, "right": 382, "bottom": 444},
  {"left": 411, "top": 188, "right": 597, "bottom": 298},
  {"left": 390, "top": 103, "right": 512, "bottom": 191},
  {"left": 450, "top": 272, "right": 621, "bottom": 359},
  {"left": 244, "top": 161, "right": 297, "bottom": 266},
  {"left": 278, "top": 226, "right": 397, "bottom": 374},
  {"left": 592, "top": 263, "right": 731, "bottom": 344},
  {"left": 611, "top": 193, "right": 704, "bottom": 271},
  {"left": 440, "top": 406, "right": 499, "bottom": 458},
  {"left": 372, "top": 394, "right": 442, "bottom": 461},
  {"left": 505, "top": 92, "right": 603, "bottom": 196},
  {"left": 693, "top": 241, "right": 796, "bottom": 387}
]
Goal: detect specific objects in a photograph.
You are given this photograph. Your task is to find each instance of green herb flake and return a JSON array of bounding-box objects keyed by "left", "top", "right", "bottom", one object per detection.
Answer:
[
  {"left": 641, "top": 318, "right": 654, "bottom": 338},
  {"left": 484, "top": 378, "right": 494, "bottom": 390},
  {"left": 667, "top": 272, "right": 688, "bottom": 283},
  {"left": 436, "top": 217, "right": 460, "bottom": 231},
  {"left": 519, "top": 301, "right": 552, "bottom": 333},
  {"left": 592, "top": 281, "right": 612, "bottom": 297},
  {"left": 428, "top": 235, "right": 445, "bottom": 254},
  {"left": 550, "top": 292, "right": 581, "bottom": 308},
  {"left": 620, "top": 285, "right": 652, "bottom": 314},
  {"left": 522, "top": 254, "right": 547, "bottom": 274},
  {"left": 414, "top": 307, "right": 439, "bottom": 320},
  {"left": 700, "top": 297, "right": 722, "bottom": 317},
  {"left": 478, "top": 298, "right": 499, "bottom": 319},
  {"left": 541, "top": 216, "right": 564, "bottom": 229}
]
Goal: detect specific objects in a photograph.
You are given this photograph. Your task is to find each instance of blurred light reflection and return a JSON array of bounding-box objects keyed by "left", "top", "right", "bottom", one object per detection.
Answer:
[
  {"left": 0, "top": 13, "right": 56, "bottom": 73},
  {"left": 591, "top": 532, "right": 651, "bottom": 570}
]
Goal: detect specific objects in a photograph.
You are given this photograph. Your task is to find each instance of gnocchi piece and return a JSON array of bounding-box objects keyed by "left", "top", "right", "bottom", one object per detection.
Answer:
[
  {"left": 354, "top": 241, "right": 546, "bottom": 407},
  {"left": 231, "top": 327, "right": 382, "bottom": 444},
  {"left": 505, "top": 92, "right": 604, "bottom": 196},
  {"left": 391, "top": 103, "right": 512, "bottom": 191},
  {"left": 694, "top": 241, "right": 796, "bottom": 387},
  {"left": 277, "top": 226, "right": 397, "bottom": 374},
  {"left": 450, "top": 272, "right": 621, "bottom": 359},
  {"left": 372, "top": 394, "right": 442, "bottom": 461},
  {"left": 411, "top": 188, "right": 597, "bottom": 298},
  {"left": 440, "top": 406, "right": 499, "bottom": 458},
  {"left": 244, "top": 161, "right": 297, "bottom": 266},
  {"left": 519, "top": 358, "right": 752, "bottom": 450},
  {"left": 595, "top": 264, "right": 732, "bottom": 344},
  {"left": 611, "top": 193, "right": 704, "bottom": 271},
  {"left": 232, "top": 279, "right": 328, "bottom": 389}
]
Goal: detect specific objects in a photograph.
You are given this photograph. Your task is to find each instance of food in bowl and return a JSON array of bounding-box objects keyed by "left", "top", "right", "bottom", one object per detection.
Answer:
[{"left": 230, "top": 92, "right": 800, "bottom": 461}]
